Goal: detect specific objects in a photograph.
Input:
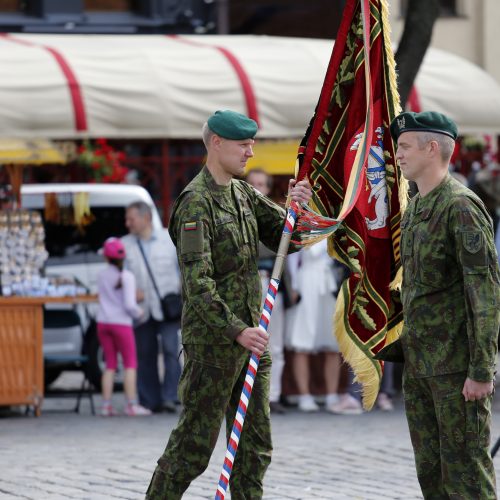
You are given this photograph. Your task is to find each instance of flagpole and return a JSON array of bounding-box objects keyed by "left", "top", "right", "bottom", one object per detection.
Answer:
[
  {"left": 214, "top": 201, "right": 299, "bottom": 500},
  {"left": 214, "top": 0, "right": 385, "bottom": 494}
]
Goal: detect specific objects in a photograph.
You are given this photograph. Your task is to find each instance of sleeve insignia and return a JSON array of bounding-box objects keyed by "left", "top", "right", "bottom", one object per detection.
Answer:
[
  {"left": 462, "top": 231, "right": 483, "bottom": 254},
  {"left": 180, "top": 220, "right": 203, "bottom": 255}
]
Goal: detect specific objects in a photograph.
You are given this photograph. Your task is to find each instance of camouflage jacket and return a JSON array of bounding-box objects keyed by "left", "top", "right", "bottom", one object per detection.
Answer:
[
  {"left": 169, "top": 166, "right": 297, "bottom": 345},
  {"left": 400, "top": 175, "right": 500, "bottom": 381}
]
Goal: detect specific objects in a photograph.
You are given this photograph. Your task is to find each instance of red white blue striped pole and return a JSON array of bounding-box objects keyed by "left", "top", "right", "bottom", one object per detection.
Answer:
[{"left": 214, "top": 202, "right": 299, "bottom": 500}]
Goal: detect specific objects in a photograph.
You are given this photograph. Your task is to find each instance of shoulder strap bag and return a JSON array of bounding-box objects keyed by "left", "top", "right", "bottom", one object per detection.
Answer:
[{"left": 137, "top": 239, "right": 182, "bottom": 321}]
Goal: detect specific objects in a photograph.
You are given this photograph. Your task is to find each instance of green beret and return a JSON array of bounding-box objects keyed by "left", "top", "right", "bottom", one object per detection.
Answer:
[
  {"left": 207, "top": 110, "right": 258, "bottom": 140},
  {"left": 390, "top": 111, "right": 458, "bottom": 141}
]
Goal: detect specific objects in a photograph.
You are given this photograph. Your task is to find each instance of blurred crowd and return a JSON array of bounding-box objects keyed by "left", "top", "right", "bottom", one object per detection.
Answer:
[{"left": 71, "top": 154, "right": 500, "bottom": 418}]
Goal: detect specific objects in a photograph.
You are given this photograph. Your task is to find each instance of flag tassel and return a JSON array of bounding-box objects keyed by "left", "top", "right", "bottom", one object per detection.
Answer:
[{"left": 291, "top": 203, "right": 341, "bottom": 246}]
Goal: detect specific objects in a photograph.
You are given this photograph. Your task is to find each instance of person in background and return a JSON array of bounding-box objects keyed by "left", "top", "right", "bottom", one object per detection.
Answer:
[
  {"left": 326, "top": 260, "right": 364, "bottom": 415},
  {"left": 246, "top": 168, "right": 294, "bottom": 414},
  {"left": 122, "top": 201, "right": 181, "bottom": 413},
  {"left": 286, "top": 239, "right": 342, "bottom": 413},
  {"left": 375, "top": 362, "right": 395, "bottom": 411},
  {"left": 96, "top": 237, "right": 151, "bottom": 417},
  {"left": 146, "top": 109, "right": 312, "bottom": 499},
  {"left": 391, "top": 110, "right": 500, "bottom": 498}
]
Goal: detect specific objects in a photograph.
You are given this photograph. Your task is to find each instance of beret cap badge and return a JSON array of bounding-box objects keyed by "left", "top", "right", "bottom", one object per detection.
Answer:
[
  {"left": 207, "top": 109, "right": 258, "bottom": 140},
  {"left": 390, "top": 111, "right": 458, "bottom": 141}
]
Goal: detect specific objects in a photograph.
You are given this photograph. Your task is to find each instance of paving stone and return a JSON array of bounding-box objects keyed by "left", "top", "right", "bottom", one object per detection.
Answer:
[{"left": 1, "top": 377, "right": 500, "bottom": 499}]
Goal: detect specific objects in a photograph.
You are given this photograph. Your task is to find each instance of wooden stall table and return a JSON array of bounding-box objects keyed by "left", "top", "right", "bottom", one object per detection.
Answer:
[{"left": 0, "top": 295, "right": 97, "bottom": 416}]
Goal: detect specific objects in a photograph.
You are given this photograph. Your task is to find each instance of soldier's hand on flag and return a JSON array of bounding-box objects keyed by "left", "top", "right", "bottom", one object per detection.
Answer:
[
  {"left": 236, "top": 327, "right": 269, "bottom": 355},
  {"left": 462, "top": 377, "right": 494, "bottom": 401},
  {"left": 288, "top": 179, "right": 312, "bottom": 204}
]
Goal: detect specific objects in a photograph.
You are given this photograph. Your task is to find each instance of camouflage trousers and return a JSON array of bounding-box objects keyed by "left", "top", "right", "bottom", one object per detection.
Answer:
[
  {"left": 146, "top": 343, "right": 272, "bottom": 500},
  {"left": 403, "top": 370, "right": 497, "bottom": 499}
]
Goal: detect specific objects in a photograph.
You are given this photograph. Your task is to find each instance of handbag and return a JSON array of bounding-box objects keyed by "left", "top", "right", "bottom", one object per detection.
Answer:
[
  {"left": 137, "top": 239, "right": 182, "bottom": 321},
  {"left": 160, "top": 292, "right": 183, "bottom": 321}
]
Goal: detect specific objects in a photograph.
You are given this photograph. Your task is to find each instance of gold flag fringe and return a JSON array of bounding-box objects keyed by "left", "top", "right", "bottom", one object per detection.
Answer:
[
  {"left": 381, "top": 0, "right": 400, "bottom": 115},
  {"left": 381, "top": 0, "right": 409, "bottom": 217},
  {"left": 298, "top": 0, "right": 408, "bottom": 412},
  {"left": 386, "top": 318, "right": 403, "bottom": 345},
  {"left": 334, "top": 283, "right": 380, "bottom": 411}
]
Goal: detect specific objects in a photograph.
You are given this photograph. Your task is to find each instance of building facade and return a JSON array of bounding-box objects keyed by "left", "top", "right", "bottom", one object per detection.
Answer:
[{"left": 389, "top": 0, "right": 500, "bottom": 84}]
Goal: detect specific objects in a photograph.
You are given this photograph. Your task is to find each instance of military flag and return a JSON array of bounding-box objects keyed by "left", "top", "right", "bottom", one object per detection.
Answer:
[{"left": 294, "top": 0, "right": 407, "bottom": 409}]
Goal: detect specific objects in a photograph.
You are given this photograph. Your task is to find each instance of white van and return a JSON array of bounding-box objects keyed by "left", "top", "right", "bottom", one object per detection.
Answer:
[{"left": 20, "top": 183, "right": 163, "bottom": 387}]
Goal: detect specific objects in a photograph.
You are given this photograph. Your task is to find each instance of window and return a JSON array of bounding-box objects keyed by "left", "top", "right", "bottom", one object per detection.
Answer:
[
  {"left": 438, "top": 0, "right": 458, "bottom": 17},
  {"left": 84, "top": 0, "right": 131, "bottom": 11},
  {"left": 401, "top": 0, "right": 459, "bottom": 18},
  {"left": 43, "top": 206, "right": 129, "bottom": 262},
  {"left": 0, "top": 0, "right": 21, "bottom": 11}
]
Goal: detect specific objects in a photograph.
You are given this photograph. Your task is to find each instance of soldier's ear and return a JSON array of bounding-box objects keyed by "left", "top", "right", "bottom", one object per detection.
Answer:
[
  {"left": 211, "top": 134, "right": 223, "bottom": 150},
  {"left": 428, "top": 140, "right": 440, "bottom": 158}
]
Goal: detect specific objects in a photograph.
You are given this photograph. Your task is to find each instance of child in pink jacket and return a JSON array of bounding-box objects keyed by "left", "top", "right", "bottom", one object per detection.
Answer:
[{"left": 97, "top": 237, "right": 151, "bottom": 417}]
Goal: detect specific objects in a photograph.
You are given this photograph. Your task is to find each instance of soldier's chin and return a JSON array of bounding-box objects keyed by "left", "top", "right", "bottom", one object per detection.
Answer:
[{"left": 401, "top": 170, "right": 414, "bottom": 182}]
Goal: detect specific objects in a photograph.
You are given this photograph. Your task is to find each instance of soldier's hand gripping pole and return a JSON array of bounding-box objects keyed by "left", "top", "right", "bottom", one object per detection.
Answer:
[{"left": 214, "top": 201, "right": 300, "bottom": 500}]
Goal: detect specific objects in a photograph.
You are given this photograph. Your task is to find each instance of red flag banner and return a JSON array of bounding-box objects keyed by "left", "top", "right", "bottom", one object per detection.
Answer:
[{"left": 295, "top": 0, "right": 407, "bottom": 409}]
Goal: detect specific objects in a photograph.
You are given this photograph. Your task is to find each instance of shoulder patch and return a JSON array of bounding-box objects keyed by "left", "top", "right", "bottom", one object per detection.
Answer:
[
  {"left": 462, "top": 231, "right": 483, "bottom": 254},
  {"left": 180, "top": 220, "right": 203, "bottom": 255}
]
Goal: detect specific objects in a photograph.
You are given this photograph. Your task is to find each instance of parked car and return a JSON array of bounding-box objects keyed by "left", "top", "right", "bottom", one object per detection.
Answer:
[{"left": 20, "top": 183, "right": 163, "bottom": 388}]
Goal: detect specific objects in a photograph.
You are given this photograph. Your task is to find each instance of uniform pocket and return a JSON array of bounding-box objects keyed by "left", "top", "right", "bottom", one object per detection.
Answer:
[
  {"left": 465, "top": 397, "right": 492, "bottom": 452},
  {"left": 213, "top": 215, "right": 240, "bottom": 274},
  {"left": 180, "top": 345, "right": 246, "bottom": 407},
  {"left": 415, "top": 237, "right": 447, "bottom": 287}
]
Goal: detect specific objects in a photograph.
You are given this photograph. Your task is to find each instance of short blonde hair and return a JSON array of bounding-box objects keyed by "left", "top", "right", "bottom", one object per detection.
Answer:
[
  {"left": 202, "top": 122, "right": 215, "bottom": 148},
  {"left": 417, "top": 132, "right": 455, "bottom": 162}
]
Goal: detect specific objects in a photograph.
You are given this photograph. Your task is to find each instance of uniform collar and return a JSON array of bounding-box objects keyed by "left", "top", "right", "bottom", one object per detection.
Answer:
[
  {"left": 202, "top": 166, "right": 238, "bottom": 215},
  {"left": 413, "top": 174, "right": 452, "bottom": 220},
  {"left": 202, "top": 165, "right": 232, "bottom": 194}
]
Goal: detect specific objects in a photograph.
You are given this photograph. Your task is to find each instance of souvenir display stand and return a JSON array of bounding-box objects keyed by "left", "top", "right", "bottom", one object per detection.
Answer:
[
  {"left": 0, "top": 295, "right": 97, "bottom": 416},
  {"left": 0, "top": 185, "right": 96, "bottom": 416}
]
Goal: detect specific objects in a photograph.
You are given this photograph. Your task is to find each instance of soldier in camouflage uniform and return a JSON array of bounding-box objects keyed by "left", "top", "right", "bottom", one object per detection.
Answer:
[
  {"left": 390, "top": 111, "right": 500, "bottom": 499},
  {"left": 146, "top": 110, "right": 312, "bottom": 499}
]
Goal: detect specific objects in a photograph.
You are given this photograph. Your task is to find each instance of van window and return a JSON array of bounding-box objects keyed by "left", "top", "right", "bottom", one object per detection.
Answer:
[{"left": 34, "top": 206, "right": 128, "bottom": 265}]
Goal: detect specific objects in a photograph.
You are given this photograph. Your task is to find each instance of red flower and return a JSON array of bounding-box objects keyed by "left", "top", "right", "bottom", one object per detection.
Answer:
[{"left": 78, "top": 138, "right": 128, "bottom": 183}]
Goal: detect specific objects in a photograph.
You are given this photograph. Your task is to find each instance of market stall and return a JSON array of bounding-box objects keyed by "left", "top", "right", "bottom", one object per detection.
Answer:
[
  {"left": 0, "top": 34, "right": 499, "bottom": 139},
  {"left": 0, "top": 141, "right": 99, "bottom": 416}
]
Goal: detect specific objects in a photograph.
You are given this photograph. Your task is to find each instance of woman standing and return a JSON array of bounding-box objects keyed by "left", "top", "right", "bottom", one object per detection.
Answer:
[{"left": 286, "top": 239, "right": 342, "bottom": 412}]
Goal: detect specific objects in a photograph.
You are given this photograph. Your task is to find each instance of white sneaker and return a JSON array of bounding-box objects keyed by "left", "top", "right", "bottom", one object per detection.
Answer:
[
  {"left": 298, "top": 394, "right": 320, "bottom": 412},
  {"left": 327, "top": 394, "right": 363, "bottom": 415},
  {"left": 325, "top": 393, "right": 340, "bottom": 408},
  {"left": 376, "top": 393, "right": 394, "bottom": 412},
  {"left": 125, "top": 404, "right": 152, "bottom": 417},
  {"left": 100, "top": 405, "right": 118, "bottom": 417}
]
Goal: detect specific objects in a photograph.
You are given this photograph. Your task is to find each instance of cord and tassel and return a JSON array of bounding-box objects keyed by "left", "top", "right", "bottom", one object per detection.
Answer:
[{"left": 290, "top": 202, "right": 341, "bottom": 247}]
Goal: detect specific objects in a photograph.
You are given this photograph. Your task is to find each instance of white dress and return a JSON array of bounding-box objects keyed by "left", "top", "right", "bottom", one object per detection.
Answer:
[{"left": 286, "top": 239, "right": 339, "bottom": 352}]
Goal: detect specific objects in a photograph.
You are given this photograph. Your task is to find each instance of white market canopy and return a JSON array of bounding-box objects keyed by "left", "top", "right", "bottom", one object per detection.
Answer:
[{"left": 1, "top": 33, "right": 500, "bottom": 139}]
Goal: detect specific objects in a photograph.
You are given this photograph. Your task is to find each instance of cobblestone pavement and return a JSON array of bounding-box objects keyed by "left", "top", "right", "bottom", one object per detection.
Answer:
[{"left": 1, "top": 375, "right": 500, "bottom": 500}]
